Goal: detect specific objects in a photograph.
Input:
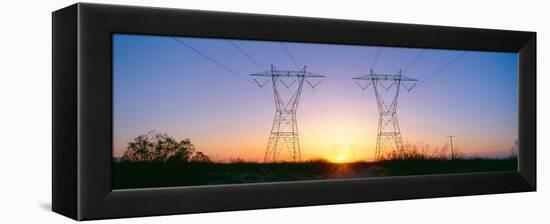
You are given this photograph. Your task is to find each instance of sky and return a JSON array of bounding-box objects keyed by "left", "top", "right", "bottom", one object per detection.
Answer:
[{"left": 113, "top": 33, "right": 518, "bottom": 162}]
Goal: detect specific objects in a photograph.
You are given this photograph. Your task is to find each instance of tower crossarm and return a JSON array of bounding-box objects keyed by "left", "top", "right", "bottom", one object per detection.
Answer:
[
  {"left": 250, "top": 67, "right": 325, "bottom": 78},
  {"left": 352, "top": 73, "right": 418, "bottom": 81},
  {"left": 250, "top": 71, "right": 325, "bottom": 78}
]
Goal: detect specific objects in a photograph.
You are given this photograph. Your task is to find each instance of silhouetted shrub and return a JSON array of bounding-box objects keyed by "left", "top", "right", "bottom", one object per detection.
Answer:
[
  {"left": 191, "top": 151, "right": 212, "bottom": 163},
  {"left": 379, "top": 142, "right": 465, "bottom": 161},
  {"left": 121, "top": 131, "right": 210, "bottom": 162}
]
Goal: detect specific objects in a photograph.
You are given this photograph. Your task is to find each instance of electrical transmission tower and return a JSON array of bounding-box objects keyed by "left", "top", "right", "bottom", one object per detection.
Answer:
[
  {"left": 353, "top": 69, "right": 418, "bottom": 161},
  {"left": 251, "top": 65, "right": 325, "bottom": 162}
]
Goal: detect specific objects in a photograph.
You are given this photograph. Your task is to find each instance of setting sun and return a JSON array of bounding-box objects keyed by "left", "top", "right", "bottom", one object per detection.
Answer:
[{"left": 337, "top": 155, "right": 346, "bottom": 163}]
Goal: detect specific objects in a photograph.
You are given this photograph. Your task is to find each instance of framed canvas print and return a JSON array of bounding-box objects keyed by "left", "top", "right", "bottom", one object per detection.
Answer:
[{"left": 52, "top": 3, "right": 536, "bottom": 220}]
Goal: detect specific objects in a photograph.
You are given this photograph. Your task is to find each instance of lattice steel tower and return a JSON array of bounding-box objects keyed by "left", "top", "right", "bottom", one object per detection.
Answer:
[
  {"left": 353, "top": 69, "right": 418, "bottom": 161},
  {"left": 251, "top": 65, "right": 325, "bottom": 162}
]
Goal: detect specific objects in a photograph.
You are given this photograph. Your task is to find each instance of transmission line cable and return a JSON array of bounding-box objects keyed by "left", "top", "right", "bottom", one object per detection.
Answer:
[
  {"left": 224, "top": 40, "right": 274, "bottom": 103},
  {"left": 171, "top": 37, "right": 255, "bottom": 85},
  {"left": 419, "top": 51, "right": 467, "bottom": 85},
  {"left": 404, "top": 49, "right": 425, "bottom": 72},
  {"left": 227, "top": 40, "right": 266, "bottom": 70},
  {"left": 280, "top": 43, "right": 299, "bottom": 69},
  {"left": 171, "top": 37, "right": 273, "bottom": 103}
]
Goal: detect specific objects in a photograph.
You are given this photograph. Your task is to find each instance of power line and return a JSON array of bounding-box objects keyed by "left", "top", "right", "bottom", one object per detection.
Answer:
[
  {"left": 404, "top": 49, "right": 425, "bottom": 72},
  {"left": 225, "top": 41, "right": 280, "bottom": 106},
  {"left": 419, "top": 51, "right": 467, "bottom": 85},
  {"left": 227, "top": 40, "right": 265, "bottom": 70},
  {"left": 280, "top": 43, "right": 299, "bottom": 69},
  {"left": 225, "top": 40, "right": 274, "bottom": 103},
  {"left": 171, "top": 37, "right": 273, "bottom": 104},
  {"left": 171, "top": 37, "right": 254, "bottom": 85}
]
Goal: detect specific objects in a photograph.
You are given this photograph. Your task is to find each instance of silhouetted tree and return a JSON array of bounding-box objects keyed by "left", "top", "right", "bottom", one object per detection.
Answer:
[
  {"left": 121, "top": 131, "right": 209, "bottom": 162},
  {"left": 190, "top": 151, "right": 212, "bottom": 163}
]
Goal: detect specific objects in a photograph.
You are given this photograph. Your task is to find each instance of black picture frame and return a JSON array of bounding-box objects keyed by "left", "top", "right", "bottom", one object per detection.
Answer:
[{"left": 52, "top": 3, "right": 536, "bottom": 221}]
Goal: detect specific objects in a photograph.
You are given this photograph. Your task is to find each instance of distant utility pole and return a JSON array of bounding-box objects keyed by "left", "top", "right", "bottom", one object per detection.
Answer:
[
  {"left": 250, "top": 65, "right": 325, "bottom": 162},
  {"left": 448, "top": 135, "right": 455, "bottom": 160}
]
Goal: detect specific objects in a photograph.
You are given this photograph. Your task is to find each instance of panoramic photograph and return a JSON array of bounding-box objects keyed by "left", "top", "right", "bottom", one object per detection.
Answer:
[{"left": 112, "top": 34, "right": 518, "bottom": 189}]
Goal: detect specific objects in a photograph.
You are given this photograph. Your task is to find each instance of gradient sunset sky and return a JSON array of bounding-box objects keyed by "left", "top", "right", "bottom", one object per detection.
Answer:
[{"left": 113, "top": 34, "right": 518, "bottom": 162}]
